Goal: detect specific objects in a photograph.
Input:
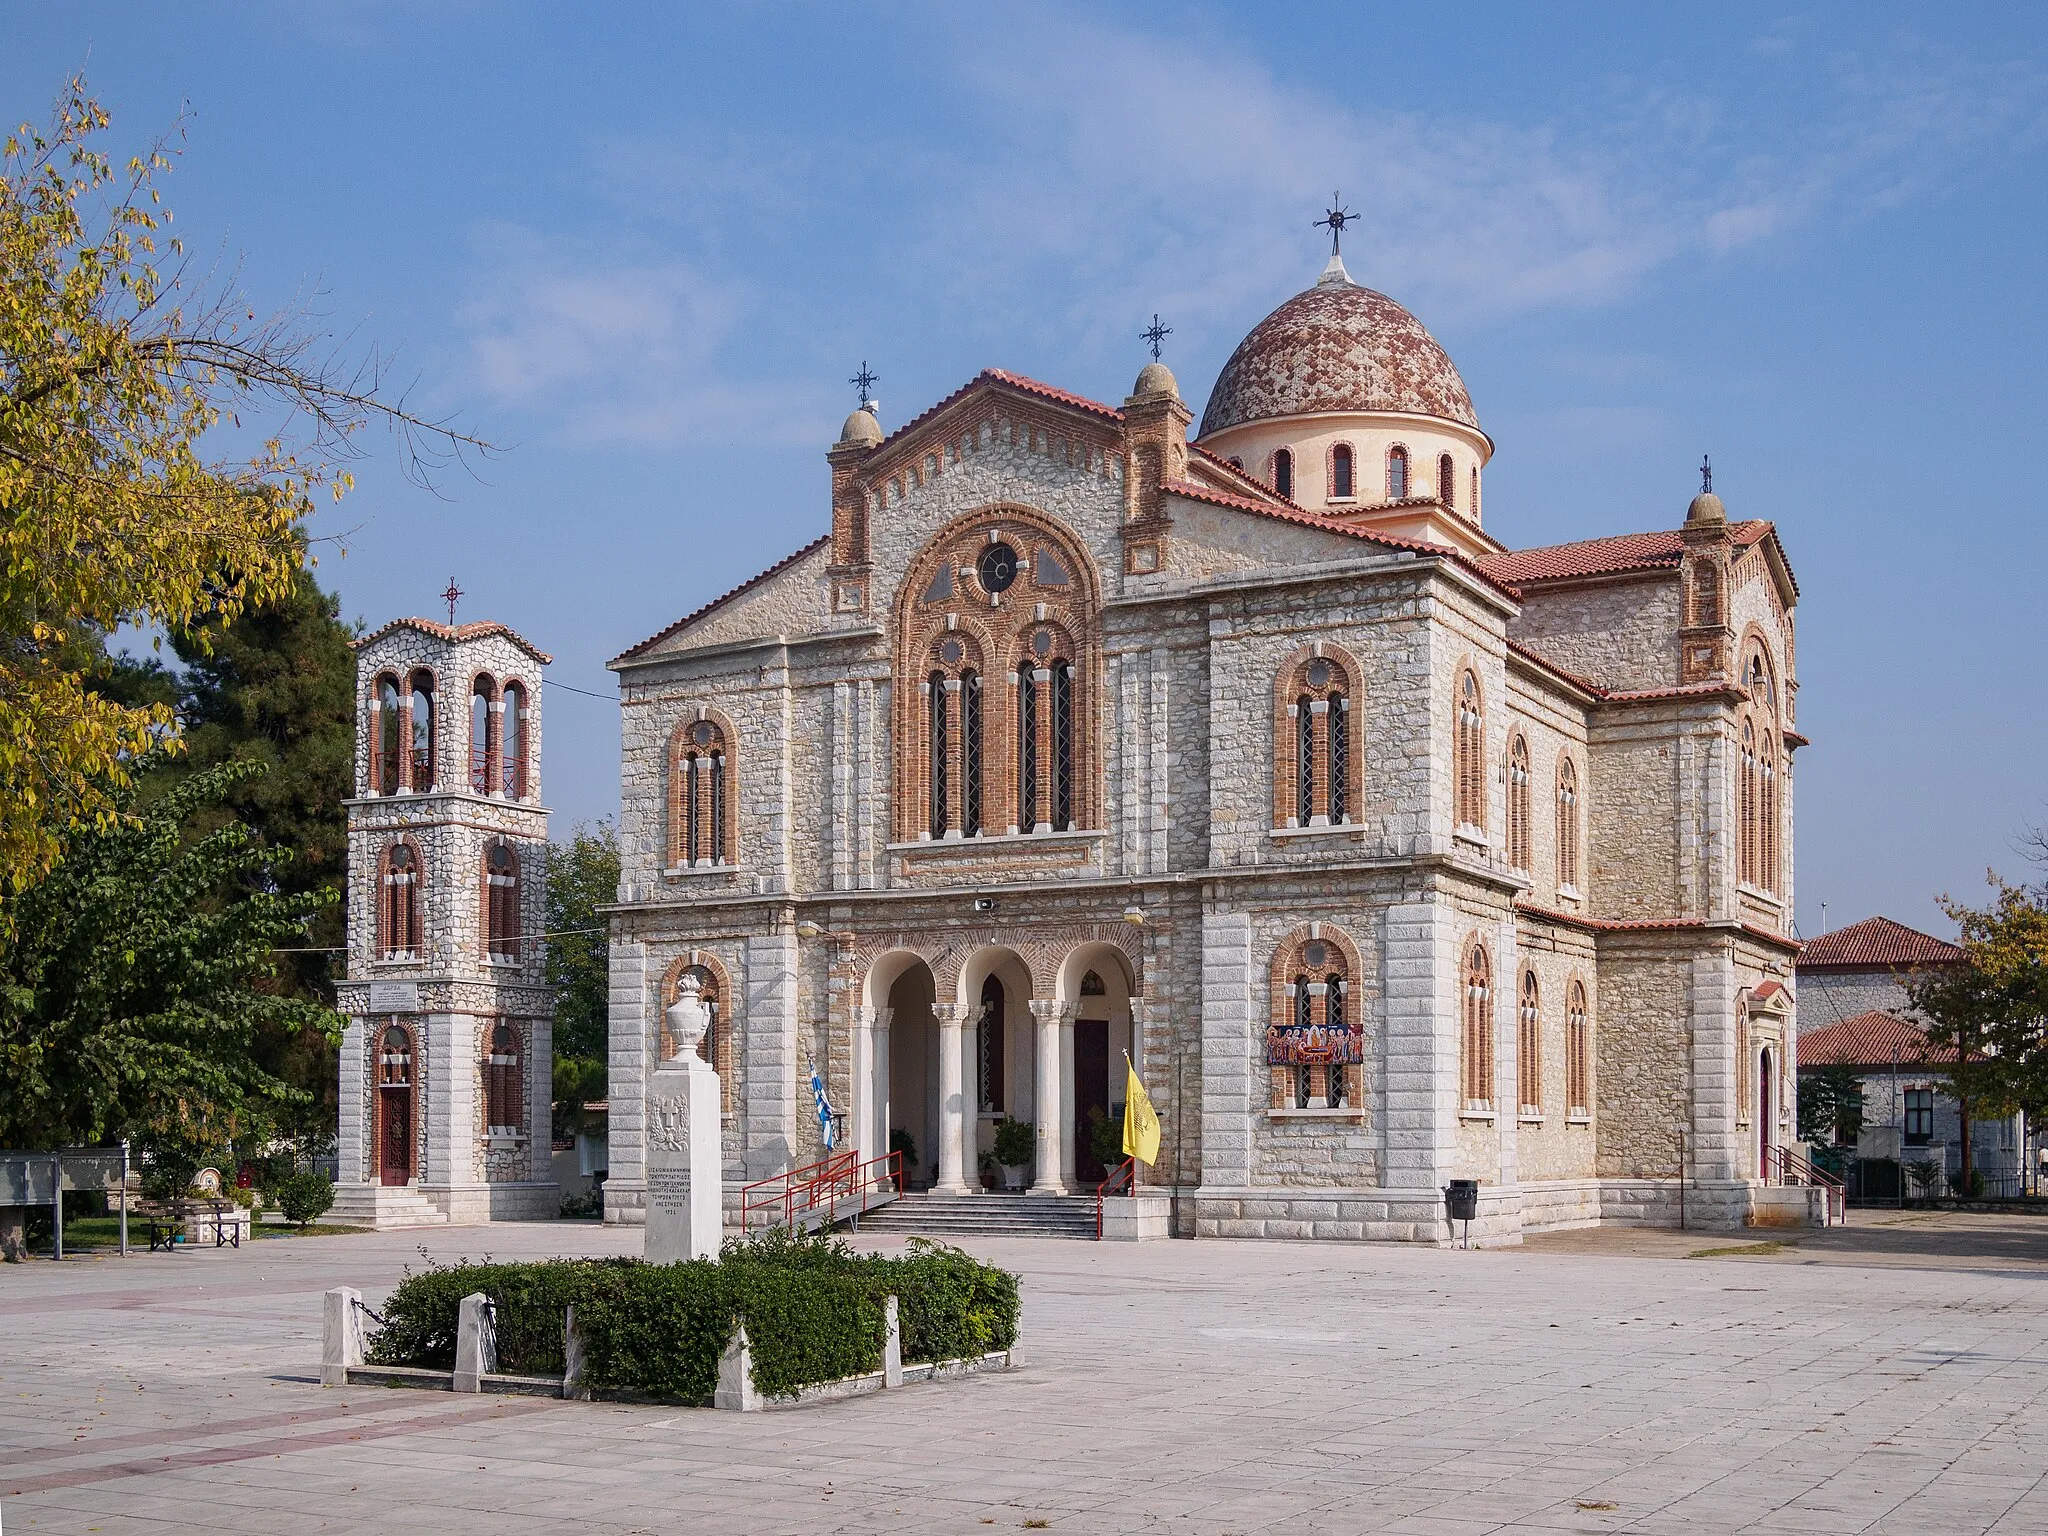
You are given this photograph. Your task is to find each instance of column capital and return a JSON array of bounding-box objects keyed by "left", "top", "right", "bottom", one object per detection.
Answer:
[
  {"left": 932, "top": 1003, "right": 971, "bottom": 1028},
  {"left": 1028, "top": 999, "right": 1078, "bottom": 1025}
]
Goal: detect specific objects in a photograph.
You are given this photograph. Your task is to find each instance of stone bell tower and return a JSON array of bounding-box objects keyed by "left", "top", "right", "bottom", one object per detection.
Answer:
[{"left": 330, "top": 615, "right": 559, "bottom": 1227}]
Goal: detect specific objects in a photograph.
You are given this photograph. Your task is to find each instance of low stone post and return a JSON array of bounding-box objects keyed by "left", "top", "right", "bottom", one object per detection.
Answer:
[
  {"left": 645, "top": 975, "right": 724, "bottom": 1263},
  {"left": 321, "top": 1287, "right": 364, "bottom": 1387},
  {"left": 882, "top": 1295, "right": 902, "bottom": 1389},
  {"left": 561, "top": 1304, "right": 590, "bottom": 1400},
  {"left": 453, "top": 1292, "right": 496, "bottom": 1393},
  {"left": 714, "top": 1322, "right": 760, "bottom": 1412}
]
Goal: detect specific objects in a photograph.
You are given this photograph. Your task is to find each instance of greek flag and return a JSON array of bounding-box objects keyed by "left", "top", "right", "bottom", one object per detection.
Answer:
[{"left": 808, "top": 1053, "right": 836, "bottom": 1149}]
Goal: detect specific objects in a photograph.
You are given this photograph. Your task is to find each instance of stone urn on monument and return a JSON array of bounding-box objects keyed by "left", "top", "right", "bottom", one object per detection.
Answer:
[{"left": 644, "top": 973, "right": 723, "bottom": 1262}]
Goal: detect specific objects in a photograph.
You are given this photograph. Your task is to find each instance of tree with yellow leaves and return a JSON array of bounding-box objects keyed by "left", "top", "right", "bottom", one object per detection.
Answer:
[{"left": 1, "top": 78, "right": 480, "bottom": 906}]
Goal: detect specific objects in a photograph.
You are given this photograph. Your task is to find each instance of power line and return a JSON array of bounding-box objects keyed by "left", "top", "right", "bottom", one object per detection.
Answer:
[{"left": 545, "top": 679, "right": 615, "bottom": 703}]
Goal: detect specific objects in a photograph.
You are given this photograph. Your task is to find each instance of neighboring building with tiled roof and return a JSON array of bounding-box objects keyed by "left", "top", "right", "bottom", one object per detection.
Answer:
[
  {"left": 596, "top": 244, "right": 1811, "bottom": 1246},
  {"left": 1799, "top": 916, "right": 1964, "bottom": 971},
  {"left": 1798, "top": 1011, "right": 1943, "bottom": 1068},
  {"left": 1796, "top": 916, "right": 1963, "bottom": 1033}
]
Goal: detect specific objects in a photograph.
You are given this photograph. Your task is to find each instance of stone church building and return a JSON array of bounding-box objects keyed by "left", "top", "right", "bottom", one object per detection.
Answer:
[{"left": 596, "top": 246, "right": 1808, "bottom": 1243}]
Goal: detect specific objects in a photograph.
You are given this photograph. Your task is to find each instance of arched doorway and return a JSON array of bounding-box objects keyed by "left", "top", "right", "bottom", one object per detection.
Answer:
[
  {"left": 1059, "top": 944, "right": 1137, "bottom": 1187},
  {"left": 864, "top": 954, "right": 940, "bottom": 1191},
  {"left": 376, "top": 1022, "right": 415, "bottom": 1186}
]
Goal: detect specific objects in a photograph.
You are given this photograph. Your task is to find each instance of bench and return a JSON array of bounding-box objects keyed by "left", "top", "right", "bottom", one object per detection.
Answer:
[{"left": 134, "top": 1198, "right": 244, "bottom": 1251}]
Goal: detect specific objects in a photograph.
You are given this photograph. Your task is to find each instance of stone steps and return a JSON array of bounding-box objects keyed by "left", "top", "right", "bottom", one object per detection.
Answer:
[
  {"left": 324, "top": 1184, "right": 451, "bottom": 1229},
  {"left": 854, "top": 1192, "right": 1098, "bottom": 1240}
]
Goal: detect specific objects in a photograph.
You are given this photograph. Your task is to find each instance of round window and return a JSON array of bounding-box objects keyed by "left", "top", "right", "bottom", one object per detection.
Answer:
[
  {"left": 1307, "top": 659, "right": 1333, "bottom": 689},
  {"left": 1303, "top": 941, "right": 1328, "bottom": 968},
  {"left": 1031, "top": 629, "right": 1054, "bottom": 658},
  {"left": 691, "top": 721, "right": 715, "bottom": 747},
  {"left": 977, "top": 542, "right": 1019, "bottom": 594},
  {"left": 939, "top": 637, "right": 966, "bottom": 666}
]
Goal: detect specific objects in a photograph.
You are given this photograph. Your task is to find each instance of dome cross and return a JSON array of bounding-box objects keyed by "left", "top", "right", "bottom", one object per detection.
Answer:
[
  {"left": 1140, "top": 313, "right": 1172, "bottom": 361},
  {"left": 1315, "top": 193, "right": 1356, "bottom": 256}
]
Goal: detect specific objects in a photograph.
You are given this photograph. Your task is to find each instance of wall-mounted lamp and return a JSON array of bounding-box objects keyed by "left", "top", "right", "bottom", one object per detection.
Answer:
[
  {"left": 795, "top": 920, "right": 823, "bottom": 939},
  {"left": 973, "top": 897, "right": 996, "bottom": 913},
  {"left": 1122, "top": 906, "right": 1145, "bottom": 926}
]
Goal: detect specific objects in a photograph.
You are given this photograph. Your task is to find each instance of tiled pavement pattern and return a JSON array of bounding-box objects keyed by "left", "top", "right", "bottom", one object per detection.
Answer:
[{"left": 1, "top": 1214, "right": 2044, "bottom": 1534}]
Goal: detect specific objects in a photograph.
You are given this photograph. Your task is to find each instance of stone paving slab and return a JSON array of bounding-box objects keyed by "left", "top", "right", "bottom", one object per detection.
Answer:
[{"left": 1, "top": 1216, "right": 2044, "bottom": 1532}]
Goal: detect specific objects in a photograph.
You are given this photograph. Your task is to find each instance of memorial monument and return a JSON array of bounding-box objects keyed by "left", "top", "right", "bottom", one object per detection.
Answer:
[{"left": 644, "top": 973, "right": 723, "bottom": 1261}]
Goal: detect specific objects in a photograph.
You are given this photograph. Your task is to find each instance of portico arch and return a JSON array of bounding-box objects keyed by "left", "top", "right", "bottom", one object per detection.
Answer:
[
  {"left": 1058, "top": 943, "right": 1138, "bottom": 1184},
  {"left": 856, "top": 949, "right": 940, "bottom": 1189}
]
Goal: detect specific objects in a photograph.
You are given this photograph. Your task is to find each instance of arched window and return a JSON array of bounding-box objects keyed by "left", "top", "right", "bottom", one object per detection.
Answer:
[
  {"left": 1272, "top": 447, "right": 1295, "bottom": 501},
  {"left": 1739, "top": 718, "right": 1758, "bottom": 887},
  {"left": 408, "top": 669, "right": 436, "bottom": 792},
  {"left": 898, "top": 515, "right": 1096, "bottom": 844},
  {"left": 1471, "top": 465, "right": 1482, "bottom": 518},
  {"left": 1227, "top": 456, "right": 1244, "bottom": 472},
  {"left": 671, "top": 717, "right": 733, "bottom": 867},
  {"left": 1518, "top": 970, "right": 1542, "bottom": 1117},
  {"left": 381, "top": 843, "right": 421, "bottom": 960},
  {"left": 470, "top": 676, "right": 495, "bottom": 794},
  {"left": 485, "top": 839, "right": 519, "bottom": 962},
  {"left": 501, "top": 682, "right": 529, "bottom": 799},
  {"left": 1438, "top": 453, "right": 1455, "bottom": 508},
  {"left": 379, "top": 1023, "right": 413, "bottom": 1088},
  {"left": 1760, "top": 730, "right": 1777, "bottom": 893},
  {"left": 1566, "top": 980, "right": 1590, "bottom": 1119},
  {"left": 1387, "top": 445, "right": 1410, "bottom": 499},
  {"left": 1556, "top": 755, "right": 1581, "bottom": 893},
  {"left": 1266, "top": 929, "right": 1361, "bottom": 1111},
  {"left": 1462, "top": 939, "right": 1494, "bottom": 1113},
  {"left": 977, "top": 974, "right": 1005, "bottom": 1113},
  {"left": 1735, "top": 1000, "right": 1751, "bottom": 1127},
  {"left": 484, "top": 1021, "right": 523, "bottom": 1137},
  {"left": 1506, "top": 733, "right": 1531, "bottom": 872},
  {"left": 374, "top": 674, "right": 403, "bottom": 795},
  {"left": 1455, "top": 669, "right": 1486, "bottom": 833},
  {"left": 1051, "top": 659, "right": 1075, "bottom": 831},
  {"left": 376, "top": 1022, "right": 414, "bottom": 1185},
  {"left": 1330, "top": 443, "right": 1354, "bottom": 499},
  {"left": 927, "top": 669, "right": 949, "bottom": 840},
  {"left": 1016, "top": 661, "right": 1037, "bottom": 832},
  {"left": 1276, "top": 651, "right": 1359, "bottom": 829}
]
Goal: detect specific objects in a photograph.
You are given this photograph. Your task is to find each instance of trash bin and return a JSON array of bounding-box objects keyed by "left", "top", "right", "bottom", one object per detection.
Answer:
[{"left": 1444, "top": 1179, "right": 1479, "bottom": 1223}]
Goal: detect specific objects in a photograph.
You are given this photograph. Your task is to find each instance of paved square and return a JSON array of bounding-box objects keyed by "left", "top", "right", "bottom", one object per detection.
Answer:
[{"left": 3, "top": 1216, "right": 2045, "bottom": 1533}]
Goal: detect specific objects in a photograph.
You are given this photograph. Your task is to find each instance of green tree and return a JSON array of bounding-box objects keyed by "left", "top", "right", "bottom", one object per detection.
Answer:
[
  {"left": 0, "top": 757, "right": 337, "bottom": 1151},
  {"left": 1797, "top": 1064, "right": 1864, "bottom": 1147},
  {"left": 1910, "top": 878, "right": 2048, "bottom": 1182},
  {"left": 0, "top": 78, "right": 478, "bottom": 906},
  {"left": 544, "top": 819, "right": 619, "bottom": 1065}
]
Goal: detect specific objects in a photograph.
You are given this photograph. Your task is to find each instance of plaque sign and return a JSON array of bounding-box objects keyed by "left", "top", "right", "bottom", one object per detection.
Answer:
[
  {"left": 368, "top": 982, "right": 419, "bottom": 1014},
  {"left": 643, "top": 974, "right": 723, "bottom": 1263}
]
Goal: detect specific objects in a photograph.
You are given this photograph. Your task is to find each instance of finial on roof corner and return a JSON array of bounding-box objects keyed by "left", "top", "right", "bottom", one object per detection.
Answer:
[{"left": 1686, "top": 453, "right": 1727, "bottom": 526}]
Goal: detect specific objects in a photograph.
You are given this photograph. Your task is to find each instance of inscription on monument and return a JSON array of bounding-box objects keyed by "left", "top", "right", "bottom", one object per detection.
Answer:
[
  {"left": 647, "top": 1167, "right": 692, "bottom": 1212},
  {"left": 368, "top": 982, "right": 419, "bottom": 1014}
]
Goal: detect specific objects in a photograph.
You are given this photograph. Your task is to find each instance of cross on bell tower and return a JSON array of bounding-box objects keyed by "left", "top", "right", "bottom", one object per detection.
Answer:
[
  {"left": 1140, "top": 314, "right": 1172, "bottom": 361},
  {"left": 442, "top": 577, "right": 464, "bottom": 626}
]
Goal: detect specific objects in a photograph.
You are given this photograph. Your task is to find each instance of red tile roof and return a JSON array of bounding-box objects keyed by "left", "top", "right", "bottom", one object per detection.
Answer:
[
  {"left": 1798, "top": 1011, "right": 1948, "bottom": 1068},
  {"left": 353, "top": 618, "right": 553, "bottom": 665},
  {"left": 1480, "top": 521, "right": 1772, "bottom": 586},
  {"left": 1797, "top": 916, "right": 1964, "bottom": 972},
  {"left": 610, "top": 535, "right": 832, "bottom": 665},
  {"left": 1515, "top": 902, "right": 1800, "bottom": 951}
]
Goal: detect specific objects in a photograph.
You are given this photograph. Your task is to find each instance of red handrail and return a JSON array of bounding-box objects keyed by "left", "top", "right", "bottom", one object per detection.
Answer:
[
  {"left": 1767, "top": 1144, "right": 1847, "bottom": 1225},
  {"left": 1095, "top": 1156, "right": 1135, "bottom": 1240},
  {"left": 740, "top": 1150, "right": 902, "bottom": 1233}
]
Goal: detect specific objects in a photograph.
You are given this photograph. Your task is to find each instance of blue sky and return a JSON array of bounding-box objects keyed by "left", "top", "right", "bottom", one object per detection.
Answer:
[{"left": 10, "top": 3, "right": 2046, "bottom": 940}]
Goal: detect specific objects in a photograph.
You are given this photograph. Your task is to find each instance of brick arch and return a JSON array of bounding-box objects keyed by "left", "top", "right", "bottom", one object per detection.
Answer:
[
  {"left": 1265, "top": 921, "right": 1366, "bottom": 1110},
  {"left": 1385, "top": 442, "right": 1412, "bottom": 499},
  {"left": 368, "top": 670, "right": 405, "bottom": 794},
  {"left": 891, "top": 504, "right": 1102, "bottom": 843},
  {"left": 478, "top": 834, "right": 525, "bottom": 966},
  {"left": 1326, "top": 440, "right": 1357, "bottom": 500},
  {"left": 1738, "top": 626, "right": 1781, "bottom": 722},
  {"left": 1554, "top": 750, "right": 1582, "bottom": 893},
  {"left": 659, "top": 950, "right": 736, "bottom": 1110},
  {"left": 1271, "top": 640, "right": 1365, "bottom": 830},
  {"left": 666, "top": 706, "right": 740, "bottom": 869},
  {"left": 1565, "top": 972, "right": 1592, "bottom": 1119},
  {"left": 376, "top": 835, "right": 426, "bottom": 960},
  {"left": 1505, "top": 728, "right": 1532, "bottom": 871},
  {"left": 498, "top": 676, "right": 533, "bottom": 800}
]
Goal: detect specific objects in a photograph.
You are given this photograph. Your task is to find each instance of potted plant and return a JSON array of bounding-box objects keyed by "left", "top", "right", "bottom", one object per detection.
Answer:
[
  {"left": 993, "top": 1117, "right": 1034, "bottom": 1190},
  {"left": 977, "top": 1150, "right": 999, "bottom": 1191},
  {"left": 889, "top": 1128, "right": 918, "bottom": 1190}
]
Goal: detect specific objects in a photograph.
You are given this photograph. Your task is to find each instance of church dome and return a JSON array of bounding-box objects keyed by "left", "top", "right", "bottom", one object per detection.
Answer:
[
  {"left": 837, "top": 406, "right": 883, "bottom": 448},
  {"left": 1198, "top": 258, "right": 1479, "bottom": 438}
]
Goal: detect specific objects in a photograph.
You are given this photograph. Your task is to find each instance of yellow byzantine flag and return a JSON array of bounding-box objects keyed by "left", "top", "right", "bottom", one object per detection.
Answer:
[{"left": 1122, "top": 1055, "right": 1161, "bottom": 1166}]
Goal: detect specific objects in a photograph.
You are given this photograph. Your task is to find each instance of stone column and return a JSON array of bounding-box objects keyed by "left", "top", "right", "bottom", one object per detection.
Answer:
[
  {"left": 933, "top": 1003, "right": 971, "bottom": 1194},
  {"left": 853, "top": 1005, "right": 876, "bottom": 1165},
  {"left": 964, "top": 1004, "right": 982, "bottom": 1179},
  {"left": 1029, "top": 999, "right": 1068, "bottom": 1194},
  {"left": 873, "top": 1008, "right": 893, "bottom": 1172},
  {"left": 337, "top": 1016, "right": 368, "bottom": 1186},
  {"left": 743, "top": 928, "right": 799, "bottom": 1181},
  {"left": 1058, "top": 1005, "right": 1077, "bottom": 1186},
  {"left": 605, "top": 941, "right": 649, "bottom": 1224}
]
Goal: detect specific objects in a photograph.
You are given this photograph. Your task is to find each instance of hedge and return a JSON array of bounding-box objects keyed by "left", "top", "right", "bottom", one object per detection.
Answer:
[{"left": 364, "top": 1230, "right": 1019, "bottom": 1401}]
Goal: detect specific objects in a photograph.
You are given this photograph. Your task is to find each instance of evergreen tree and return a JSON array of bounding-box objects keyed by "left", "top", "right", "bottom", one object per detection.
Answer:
[
  {"left": 0, "top": 758, "right": 337, "bottom": 1152},
  {"left": 545, "top": 819, "right": 620, "bottom": 1067}
]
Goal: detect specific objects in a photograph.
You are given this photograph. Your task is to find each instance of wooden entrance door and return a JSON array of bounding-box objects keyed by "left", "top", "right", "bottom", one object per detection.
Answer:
[
  {"left": 1757, "top": 1047, "right": 1774, "bottom": 1180},
  {"left": 1074, "top": 1020, "right": 1110, "bottom": 1186},
  {"left": 377, "top": 1023, "right": 415, "bottom": 1186}
]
